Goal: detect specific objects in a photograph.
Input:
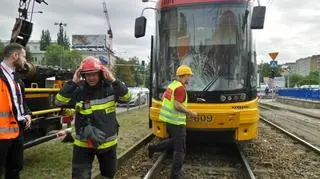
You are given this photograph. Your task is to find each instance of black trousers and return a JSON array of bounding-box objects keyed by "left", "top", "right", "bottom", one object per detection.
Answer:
[
  {"left": 0, "top": 122, "right": 24, "bottom": 179},
  {"left": 150, "top": 123, "right": 186, "bottom": 179},
  {"left": 72, "top": 145, "right": 117, "bottom": 179}
]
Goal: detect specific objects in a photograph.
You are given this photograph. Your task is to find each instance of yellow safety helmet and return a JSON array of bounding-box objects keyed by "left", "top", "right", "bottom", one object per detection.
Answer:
[{"left": 176, "top": 65, "right": 193, "bottom": 76}]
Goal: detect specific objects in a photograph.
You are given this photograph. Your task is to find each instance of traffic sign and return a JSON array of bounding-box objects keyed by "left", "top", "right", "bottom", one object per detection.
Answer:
[
  {"left": 269, "top": 52, "right": 279, "bottom": 60},
  {"left": 269, "top": 60, "right": 278, "bottom": 68}
]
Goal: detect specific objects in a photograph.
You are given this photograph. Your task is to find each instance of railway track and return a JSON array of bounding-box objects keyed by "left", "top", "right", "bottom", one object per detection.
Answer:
[
  {"left": 259, "top": 115, "right": 320, "bottom": 154},
  {"left": 239, "top": 116, "right": 320, "bottom": 178},
  {"left": 93, "top": 107, "right": 320, "bottom": 178},
  {"left": 259, "top": 103, "right": 320, "bottom": 120},
  {"left": 143, "top": 143, "right": 256, "bottom": 179},
  {"left": 259, "top": 104, "right": 320, "bottom": 149},
  {"left": 92, "top": 132, "right": 154, "bottom": 179}
]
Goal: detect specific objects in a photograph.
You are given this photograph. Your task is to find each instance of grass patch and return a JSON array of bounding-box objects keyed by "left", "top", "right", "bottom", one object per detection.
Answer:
[{"left": 21, "top": 107, "right": 150, "bottom": 179}]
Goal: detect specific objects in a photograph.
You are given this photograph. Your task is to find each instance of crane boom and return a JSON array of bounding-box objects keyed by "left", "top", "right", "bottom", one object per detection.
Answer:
[{"left": 102, "top": 0, "right": 113, "bottom": 50}]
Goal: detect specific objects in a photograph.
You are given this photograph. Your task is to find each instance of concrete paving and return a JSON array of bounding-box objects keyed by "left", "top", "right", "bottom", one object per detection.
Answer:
[{"left": 259, "top": 99, "right": 320, "bottom": 119}]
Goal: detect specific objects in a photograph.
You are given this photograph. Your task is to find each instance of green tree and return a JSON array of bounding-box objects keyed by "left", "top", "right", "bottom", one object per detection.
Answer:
[
  {"left": 128, "top": 57, "right": 144, "bottom": 87},
  {"left": 0, "top": 40, "right": 5, "bottom": 58},
  {"left": 299, "top": 78, "right": 317, "bottom": 86},
  {"left": 258, "top": 62, "right": 281, "bottom": 82},
  {"left": 299, "top": 71, "right": 319, "bottom": 86},
  {"left": 113, "top": 58, "right": 135, "bottom": 86},
  {"left": 45, "top": 44, "right": 64, "bottom": 66},
  {"left": 64, "top": 50, "right": 82, "bottom": 70},
  {"left": 57, "top": 26, "right": 69, "bottom": 49},
  {"left": 40, "top": 30, "right": 51, "bottom": 50},
  {"left": 144, "top": 61, "right": 151, "bottom": 88},
  {"left": 308, "top": 71, "right": 319, "bottom": 83},
  {"left": 57, "top": 26, "right": 64, "bottom": 47},
  {"left": 63, "top": 32, "right": 70, "bottom": 49},
  {"left": 289, "top": 74, "right": 303, "bottom": 87},
  {"left": 45, "top": 44, "right": 81, "bottom": 69}
]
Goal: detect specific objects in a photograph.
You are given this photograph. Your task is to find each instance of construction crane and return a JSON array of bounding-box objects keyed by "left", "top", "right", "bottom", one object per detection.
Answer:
[{"left": 102, "top": 0, "right": 113, "bottom": 50}]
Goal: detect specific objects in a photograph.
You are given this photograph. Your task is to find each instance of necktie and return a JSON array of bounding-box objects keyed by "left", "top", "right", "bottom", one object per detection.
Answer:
[
  {"left": 12, "top": 71, "right": 19, "bottom": 81},
  {"left": 12, "top": 72, "right": 24, "bottom": 114}
]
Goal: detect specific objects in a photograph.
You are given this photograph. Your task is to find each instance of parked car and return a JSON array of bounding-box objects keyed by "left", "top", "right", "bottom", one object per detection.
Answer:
[
  {"left": 257, "top": 84, "right": 268, "bottom": 97},
  {"left": 118, "top": 87, "right": 147, "bottom": 107}
]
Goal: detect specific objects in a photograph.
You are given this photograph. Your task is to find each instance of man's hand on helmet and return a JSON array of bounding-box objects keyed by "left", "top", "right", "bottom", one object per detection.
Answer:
[
  {"left": 101, "top": 65, "right": 116, "bottom": 82},
  {"left": 72, "top": 66, "right": 82, "bottom": 85}
]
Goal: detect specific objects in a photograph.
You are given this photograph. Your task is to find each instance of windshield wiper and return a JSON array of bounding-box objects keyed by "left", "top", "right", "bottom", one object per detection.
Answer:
[{"left": 198, "top": 70, "right": 221, "bottom": 101}]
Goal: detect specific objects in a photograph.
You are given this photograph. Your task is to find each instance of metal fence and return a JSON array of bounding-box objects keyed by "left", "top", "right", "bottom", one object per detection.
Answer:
[{"left": 278, "top": 88, "right": 320, "bottom": 101}]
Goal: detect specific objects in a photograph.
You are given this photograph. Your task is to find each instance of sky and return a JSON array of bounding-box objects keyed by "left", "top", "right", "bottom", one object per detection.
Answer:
[{"left": 0, "top": 0, "right": 319, "bottom": 64}]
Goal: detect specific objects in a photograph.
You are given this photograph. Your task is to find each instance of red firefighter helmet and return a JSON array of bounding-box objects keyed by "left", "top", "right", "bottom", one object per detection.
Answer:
[{"left": 80, "top": 56, "right": 102, "bottom": 74}]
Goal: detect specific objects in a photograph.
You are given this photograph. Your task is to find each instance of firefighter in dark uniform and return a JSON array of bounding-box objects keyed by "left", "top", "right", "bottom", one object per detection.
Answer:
[
  {"left": 55, "top": 56, "right": 131, "bottom": 179},
  {"left": 148, "top": 65, "right": 197, "bottom": 179}
]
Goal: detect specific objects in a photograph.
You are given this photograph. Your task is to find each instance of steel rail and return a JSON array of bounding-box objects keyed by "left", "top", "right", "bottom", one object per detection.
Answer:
[
  {"left": 260, "top": 116, "right": 320, "bottom": 154},
  {"left": 236, "top": 144, "right": 256, "bottom": 179},
  {"left": 143, "top": 152, "right": 166, "bottom": 179},
  {"left": 92, "top": 133, "right": 154, "bottom": 178},
  {"left": 259, "top": 103, "right": 320, "bottom": 120}
]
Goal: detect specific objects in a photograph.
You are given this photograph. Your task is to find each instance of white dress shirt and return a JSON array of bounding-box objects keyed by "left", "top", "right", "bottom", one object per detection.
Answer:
[{"left": 1, "top": 62, "right": 25, "bottom": 121}]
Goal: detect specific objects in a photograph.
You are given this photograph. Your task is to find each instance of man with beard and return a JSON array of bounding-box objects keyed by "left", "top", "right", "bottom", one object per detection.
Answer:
[{"left": 0, "top": 43, "right": 32, "bottom": 179}]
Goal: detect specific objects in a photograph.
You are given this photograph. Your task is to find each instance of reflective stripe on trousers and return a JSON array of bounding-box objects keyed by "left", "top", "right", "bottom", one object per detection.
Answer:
[{"left": 74, "top": 138, "right": 118, "bottom": 149}]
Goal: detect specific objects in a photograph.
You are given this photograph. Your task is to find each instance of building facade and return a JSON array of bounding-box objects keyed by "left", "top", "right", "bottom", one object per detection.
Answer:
[
  {"left": 282, "top": 55, "right": 320, "bottom": 77},
  {"left": 295, "top": 55, "right": 320, "bottom": 76},
  {"left": 27, "top": 40, "right": 46, "bottom": 65},
  {"left": 282, "top": 62, "right": 297, "bottom": 75}
]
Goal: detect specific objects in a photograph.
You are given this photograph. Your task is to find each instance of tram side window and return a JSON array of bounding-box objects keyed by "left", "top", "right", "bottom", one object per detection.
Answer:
[{"left": 250, "top": 51, "right": 257, "bottom": 88}]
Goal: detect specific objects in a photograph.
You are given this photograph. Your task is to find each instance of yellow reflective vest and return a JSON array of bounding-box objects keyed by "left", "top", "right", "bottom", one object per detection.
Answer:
[{"left": 159, "top": 80, "right": 187, "bottom": 125}]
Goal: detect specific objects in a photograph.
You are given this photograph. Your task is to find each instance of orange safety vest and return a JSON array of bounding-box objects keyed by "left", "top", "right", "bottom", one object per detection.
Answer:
[{"left": 0, "top": 78, "right": 19, "bottom": 139}]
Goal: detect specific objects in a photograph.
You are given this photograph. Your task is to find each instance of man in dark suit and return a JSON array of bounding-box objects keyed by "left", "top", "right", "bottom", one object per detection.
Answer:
[{"left": 0, "top": 43, "right": 32, "bottom": 179}]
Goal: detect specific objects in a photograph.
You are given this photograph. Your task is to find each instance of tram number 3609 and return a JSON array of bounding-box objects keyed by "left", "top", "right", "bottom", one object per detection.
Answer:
[{"left": 188, "top": 114, "right": 214, "bottom": 123}]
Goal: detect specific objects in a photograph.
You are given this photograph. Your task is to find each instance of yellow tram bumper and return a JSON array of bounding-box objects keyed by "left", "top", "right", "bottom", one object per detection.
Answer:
[{"left": 149, "top": 98, "right": 259, "bottom": 141}]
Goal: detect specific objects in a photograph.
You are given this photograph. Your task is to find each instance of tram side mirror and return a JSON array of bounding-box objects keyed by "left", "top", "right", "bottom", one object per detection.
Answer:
[
  {"left": 135, "top": 16, "right": 147, "bottom": 38},
  {"left": 250, "top": 6, "right": 266, "bottom": 29}
]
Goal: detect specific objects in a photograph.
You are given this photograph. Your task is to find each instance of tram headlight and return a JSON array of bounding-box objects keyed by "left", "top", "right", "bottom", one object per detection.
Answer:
[
  {"left": 240, "top": 93, "right": 246, "bottom": 100},
  {"left": 220, "top": 95, "right": 226, "bottom": 102},
  {"left": 220, "top": 93, "right": 246, "bottom": 102}
]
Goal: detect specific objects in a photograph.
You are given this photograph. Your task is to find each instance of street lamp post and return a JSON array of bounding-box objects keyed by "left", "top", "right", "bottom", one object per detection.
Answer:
[{"left": 54, "top": 22, "right": 67, "bottom": 69}]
